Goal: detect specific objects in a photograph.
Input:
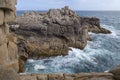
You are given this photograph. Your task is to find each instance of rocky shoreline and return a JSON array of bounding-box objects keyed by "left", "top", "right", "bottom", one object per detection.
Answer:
[
  {"left": 20, "top": 73, "right": 114, "bottom": 80},
  {"left": 0, "top": 0, "right": 120, "bottom": 80},
  {"left": 10, "top": 6, "right": 111, "bottom": 72}
]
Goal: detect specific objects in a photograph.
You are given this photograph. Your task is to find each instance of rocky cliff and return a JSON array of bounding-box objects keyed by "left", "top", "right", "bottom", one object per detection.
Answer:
[
  {"left": 0, "top": 0, "right": 19, "bottom": 74},
  {"left": 0, "top": 0, "right": 119, "bottom": 80},
  {"left": 11, "top": 6, "right": 111, "bottom": 59},
  {"left": 0, "top": 0, "right": 21, "bottom": 80},
  {"left": 10, "top": 6, "right": 111, "bottom": 72}
]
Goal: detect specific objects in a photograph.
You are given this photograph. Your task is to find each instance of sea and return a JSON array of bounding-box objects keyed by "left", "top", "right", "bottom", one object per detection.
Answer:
[{"left": 17, "top": 11, "right": 120, "bottom": 74}]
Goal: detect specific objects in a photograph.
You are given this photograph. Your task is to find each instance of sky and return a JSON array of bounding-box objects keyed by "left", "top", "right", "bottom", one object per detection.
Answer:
[{"left": 17, "top": 0, "right": 120, "bottom": 10}]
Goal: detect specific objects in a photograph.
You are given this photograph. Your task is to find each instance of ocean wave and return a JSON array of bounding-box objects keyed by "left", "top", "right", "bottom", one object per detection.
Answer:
[{"left": 25, "top": 24, "right": 120, "bottom": 73}]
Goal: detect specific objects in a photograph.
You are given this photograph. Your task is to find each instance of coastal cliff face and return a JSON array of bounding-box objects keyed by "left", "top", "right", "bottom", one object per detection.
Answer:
[
  {"left": 11, "top": 6, "right": 111, "bottom": 59},
  {"left": 10, "top": 6, "right": 111, "bottom": 72},
  {"left": 0, "top": 0, "right": 21, "bottom": 80},
  {"left": 0, "top": 1, "right": 118, "bottom": 80},
  {"left": 0, "top": 0, "right": 19, "bottom": 73}
]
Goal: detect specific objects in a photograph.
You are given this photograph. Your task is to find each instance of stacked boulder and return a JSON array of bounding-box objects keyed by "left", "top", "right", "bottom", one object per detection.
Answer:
[{"left": 0, "top": 0, "right": 19, "bottom": 72}]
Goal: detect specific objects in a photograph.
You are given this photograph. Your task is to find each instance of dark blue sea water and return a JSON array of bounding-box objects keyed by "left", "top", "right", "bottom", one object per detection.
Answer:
[{"left": 17, "top": 11, "right": 120, "bottom": 74}]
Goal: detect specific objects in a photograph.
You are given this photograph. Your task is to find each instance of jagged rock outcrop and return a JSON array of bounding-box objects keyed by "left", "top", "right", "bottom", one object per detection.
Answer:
[
  {"left": 0, "top": 0, "right": 19, "bottom": 72},
  {"left": 10, "top": 6, "right": 111, "bottom": 72},
  {"left": 20, "top": 73, "right": 114, "bottom": 80},
  {"left": 81, "top": 17, "right": 111, "bottom": 33},
  {"left": 0, "top": 0, "right": 118, "bottom": 80},
  {"left": 11, "top": 6, "right": 111, "bottom": 58}
]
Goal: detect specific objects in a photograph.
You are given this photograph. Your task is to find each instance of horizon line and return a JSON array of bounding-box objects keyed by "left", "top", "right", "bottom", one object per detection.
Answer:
[{"left": 17, "top": 9, "right": 120, "bottom": 11}]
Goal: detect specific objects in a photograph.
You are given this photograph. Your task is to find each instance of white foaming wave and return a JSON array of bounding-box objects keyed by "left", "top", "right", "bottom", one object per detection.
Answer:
[
  {"left": 27, "top": 59, "right": 35, "bottom": 63},
  {"left": 68, "top": 47, "right": 97, "bottom": 64},
  {"left": 104, "top": 70, "right": 109, "bottom": 73},
  {"left": 19, "top": 73, "right": 28, "bottom": 75},
  {"left": 25, "top": 24, "right": 116, "bottom": 73},
  {"left": 101, "top": 24, "right": 118, "bottom": 38},
  {"left": 34, "top": 64, "right": 47, "bottom": 71}
]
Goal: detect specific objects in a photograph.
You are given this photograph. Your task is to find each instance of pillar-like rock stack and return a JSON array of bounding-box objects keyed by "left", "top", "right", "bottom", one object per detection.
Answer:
[{"left": 0, "top": 0, "right": 19, "bottom": 72}]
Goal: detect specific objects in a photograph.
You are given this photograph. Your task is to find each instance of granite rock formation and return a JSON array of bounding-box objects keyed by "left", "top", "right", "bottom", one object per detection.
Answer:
[
  {"left": 10, "top": 6, "right": 111, "bottom": 72},
  {"left": 0, "top": 0, "right": 19, "bottom": 72},
  {"left": 11, "top": 6, "right": 111, "bottom": 59},
  {"left": 0, "top": 0, "right": 21, "bottom": 80},
  {"left": 0, "top": 0, "right": 118, "bottom": 80}
]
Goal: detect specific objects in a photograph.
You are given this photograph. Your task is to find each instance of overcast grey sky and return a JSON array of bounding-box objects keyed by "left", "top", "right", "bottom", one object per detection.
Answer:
[{"left": 17, "top": 0, "right": 120, "bottom": 10}]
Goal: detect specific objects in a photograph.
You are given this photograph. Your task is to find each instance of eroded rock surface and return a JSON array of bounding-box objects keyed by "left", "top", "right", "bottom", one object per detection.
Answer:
[
  {"left": 20, "top": 73, "right": 114, "bottom": 80},
  {"left": 10, "top": 6, "right": 111, "bottom": 72},
  {"left": 0, "top": 66, "right": 20, "bottom": 80},
  {"left": 0, "top": 0, "right": 19, "bottom": 72},
  {"left": 0, "top": 0, "right": 118, "bottom": 80},
  {"left": 0, "top": 0, "right": 21, "bottom": 80},
  {"left": 11, "top": 6, "right": 111, "bottom": 59}
]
